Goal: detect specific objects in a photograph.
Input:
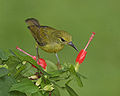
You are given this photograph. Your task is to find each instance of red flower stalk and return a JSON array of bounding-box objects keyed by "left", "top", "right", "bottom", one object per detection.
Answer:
[
  {"left": 75, "top": 32, "right": 95, "bottom": 71},
  {"left": 16, "top": 46, "right": 47, "bottom": 69}
]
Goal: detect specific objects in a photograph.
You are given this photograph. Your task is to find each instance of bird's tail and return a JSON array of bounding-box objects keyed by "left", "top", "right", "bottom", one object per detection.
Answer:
[
  {"left": 25, "top": 18, "right": 40, "bottom": 27},
  {"left": 25, "top": 18, "right": 41, "bottom": 44}
]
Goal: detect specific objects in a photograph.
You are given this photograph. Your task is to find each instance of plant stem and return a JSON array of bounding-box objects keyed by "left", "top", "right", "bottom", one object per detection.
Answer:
[
  {"left": 75, "top": 62, "right": 80, "bottom": 72},
  {"left": 49, "top": 91, "right": 51, "bottom": 96}
]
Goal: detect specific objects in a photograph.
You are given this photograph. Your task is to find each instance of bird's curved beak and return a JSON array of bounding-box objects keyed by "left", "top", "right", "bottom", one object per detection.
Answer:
[{"left": 68, "top": 41, "right": 79, "bottom": 52}]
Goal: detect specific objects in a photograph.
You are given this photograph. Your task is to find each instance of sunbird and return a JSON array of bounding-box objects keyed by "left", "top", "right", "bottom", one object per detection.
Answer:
[{"left": 25, "top": 18, "right": 78, "bottom": 69}]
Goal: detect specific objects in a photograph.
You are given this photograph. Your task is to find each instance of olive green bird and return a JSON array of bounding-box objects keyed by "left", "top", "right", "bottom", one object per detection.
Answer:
[{"left": 25, "top": 18, "right": 78, "bottom": 69}]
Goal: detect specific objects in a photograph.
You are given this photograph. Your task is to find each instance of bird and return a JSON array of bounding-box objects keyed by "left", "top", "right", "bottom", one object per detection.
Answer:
[{"left": 25, "top": 18, "right": 78, "bottom": 69}]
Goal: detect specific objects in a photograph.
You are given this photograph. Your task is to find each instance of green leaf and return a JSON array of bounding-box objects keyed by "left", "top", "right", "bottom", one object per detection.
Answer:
[
  {"left": 0, "top": 49, "right": 8, "bottom": 60},
  {"left": 20, "top": 62, "right": 37, "bottom": 77},
  {"left": 13, "top": 65, "right": 26, "bottom": 79},
  {"left": 0, "top": 58, "right": 2, "bottom": 64},
  {"left": 11, "top": 50, "right": 49, "bottom": 76},
  {"left": 0, "top": 67, "right": 8, "bottom": 77},
  {"left": 0, "top": 64, "right": 8, "bottom": 69},
  {"left": 0, "top": 75, "right": 16, "bottom": 96},
  {"left": 5, "top": 56, "right": 22, "bottom": 76},
  {"left": 69, "top": 65, "right": 83, "bottom": 87},
  {"left": 31, "top": 91, "right": 44, "bottom": 96},
  {"left": 50, "top": 75, "right": 70, "bottom": 82},
  {"left": 52, "top": 86, "right": 60, "bottom": 96},
  {"left": 69, "top": 65, "right": 76, "bottom": 75},
  {"left": 9, "top": 91, "right": 26, "bottom": 96},
  {"left": 77, "top": 72, "right": 87, "bottom": 79},
  {"left": 54, "top": 78, "right": 71, "bottom": 88},
  {"left": 10, "top": 78, "right": 39, "bottom": 95},
  {"left": 65, "top": 84, "right": 79, "bottom": 96},
  {"left": 49, "top": 68, "right": 69, "bottom": 78},
  {"left": 46, "top": 60, "right": 57, "bottom": 72},
  {"left": 75, "top": 73, "right": 83, "bottom": 87},
  {"left": 0, "top": 74, "right": 25, "bottom": 96}
]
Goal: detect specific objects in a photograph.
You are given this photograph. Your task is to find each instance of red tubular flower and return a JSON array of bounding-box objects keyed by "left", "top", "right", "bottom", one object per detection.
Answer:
[
  {"left": 32, "top": 56, "right": 47, "bottom": 69},
  {"left": 76, "top": 49, "right": 87, "bottom": 64},
  {"left": 76, "top": 32, "right": 95, "bottom": 64},
  {"left": 16, "top": 46, "right": 47, "bottom": 69}
]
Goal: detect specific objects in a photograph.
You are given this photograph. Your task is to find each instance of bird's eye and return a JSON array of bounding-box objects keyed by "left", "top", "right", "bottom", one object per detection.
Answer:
[{"left": 60, "top": 38, "right": 65, "bottom": 42}]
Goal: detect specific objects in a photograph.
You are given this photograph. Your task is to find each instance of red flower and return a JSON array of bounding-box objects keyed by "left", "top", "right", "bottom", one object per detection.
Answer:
[
  {"left": 16, "top": 46, "right": 47, "bottom": 69},
  {"left": 76, "top": 49, "right": 87, "bottom": 64},
  {"left": 76, "top": 32, "right": 95, "bottom": 64},
  {"left": 32, "top": 56, "right": 47, "bottom": 69}
]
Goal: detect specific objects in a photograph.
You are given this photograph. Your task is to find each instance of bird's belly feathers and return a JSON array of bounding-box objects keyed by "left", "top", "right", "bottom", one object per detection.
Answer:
[{"left": 39, "top": 43, "right": 64, "bottom": 53}]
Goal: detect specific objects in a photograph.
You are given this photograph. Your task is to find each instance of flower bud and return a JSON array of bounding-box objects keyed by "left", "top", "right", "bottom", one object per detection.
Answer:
[
  {"left": 36, "top": 78, "right": 42, "bottom": 86},
  {"left": 28, "top": 75, "right": 38, "bottom": 80},
  {"left": 76, "top": 49, "right": 87, "bottom": 64},
  {"left": 43, "top": 84, "right": 54, "bottom": 91}
]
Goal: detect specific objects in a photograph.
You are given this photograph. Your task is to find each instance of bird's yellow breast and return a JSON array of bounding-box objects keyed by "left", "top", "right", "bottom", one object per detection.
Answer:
[{"left": 39, "top": 42, "right": 64, "bottom": 53}]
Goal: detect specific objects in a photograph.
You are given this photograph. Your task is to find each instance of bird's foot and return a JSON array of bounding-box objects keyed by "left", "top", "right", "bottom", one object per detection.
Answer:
[{"left": 56, "top": 62, "right": 62, "bottom": 70}]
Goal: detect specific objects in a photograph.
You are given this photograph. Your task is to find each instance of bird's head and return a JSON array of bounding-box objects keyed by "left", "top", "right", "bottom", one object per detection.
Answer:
[{"left": 57, "top": 31, "right": 79, "bottom": 52}]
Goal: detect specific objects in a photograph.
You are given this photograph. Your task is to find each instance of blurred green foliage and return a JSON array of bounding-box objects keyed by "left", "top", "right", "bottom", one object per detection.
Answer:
[{"left": 0, "top": 0, "right": 120, "bottom": 96}]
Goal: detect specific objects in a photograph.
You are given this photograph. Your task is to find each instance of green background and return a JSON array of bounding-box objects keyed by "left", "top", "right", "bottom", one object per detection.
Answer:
[{"left": 0, "top": 0, "right": 120, "bottom": 96}]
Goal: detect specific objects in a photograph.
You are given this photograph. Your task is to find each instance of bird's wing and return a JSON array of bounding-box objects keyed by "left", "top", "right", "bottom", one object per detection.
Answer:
[
  {"left": 28, "top": 25, "right": 47, "bottom": 46},
  {"left": 25, "top": 18, "right": 47, "bottom": 46},
  {"left": 39, "top": 26, "right": 58, "bottom": 42}
]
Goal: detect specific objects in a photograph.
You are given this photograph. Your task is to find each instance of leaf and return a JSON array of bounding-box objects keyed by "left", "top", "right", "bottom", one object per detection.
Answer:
[
  {"left": 75, "top": 73, "right": 83, "bottom": 87},
  {"left": 13, "top": 65, "right": 26, "bottom": 79},
  {"left": 0, "top": 64, "right": 8, "bottom": 69},
  {"left": 69, "top": 65, "right": 76, "bottom": 74},
  {"left": 50, "top": 75, "right": 70, "bottom": 82},
  {"left": 0, "top": 49, "right": 8, "bottom": 60},
  {"left": 77, "top": 72, "right": 87, "bottom": 79},
  {"left": 0, "top": 77, "right": 26, "bottom": 96},
  {"left": 5, "top": 55, "right": 36, "bottom": 78},
  {"left": 69, "top": 65, "right": 83, "bottom": 87},
  {"left": 46, "top": 60, "right": 57, "bottom": 72},
  {"left": 11, "top": 50, "right": 49, "bottom": 76},
  {"left": 9, "top": 91, "right": 26, "bottom": 96},
  {"left": 54, "top": 77, "right": 71, "bottom": 88},
  {"left": 65, "top": 79, "right": 72, "bottom": 85},
  {"left": 0, "top": 58, "right": 2, "bottom": 64},
  {"left": 31, "top": 91, "right": 44, "bottom": 96},
  {"left": 20, "top": 62, "right": 37, "bottom": 77},
  {"left": 65, "top": 84, "right": 79, "bottom": 96},
  {"left": 5, "top": 56, "right": 22, "bottom": 76},
  {"left": 10, "top": 78, "right": 39, "bottom": 95},
  {"left": 49, "top": 68, "right": 69, "bottom": 78},
  {"left": 0, "top": 67, "right": 8, "bottom": 77},
  {"left": 52, "top": 86, "right": 60, "bottom": 96},
  {"left": 0, "top": 75, "right": 16, "bottom": 96}
]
